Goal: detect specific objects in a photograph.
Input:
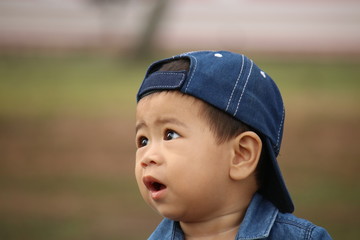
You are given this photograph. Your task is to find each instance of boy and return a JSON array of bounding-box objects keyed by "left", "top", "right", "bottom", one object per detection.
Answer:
[{"left": 135, "top": 50, "right": 332, "bottom": 239}]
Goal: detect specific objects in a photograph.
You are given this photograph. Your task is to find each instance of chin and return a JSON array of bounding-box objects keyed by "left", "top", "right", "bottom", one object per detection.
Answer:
[{"left": 155, "top": 206, "right": 186, "bottom": 221}]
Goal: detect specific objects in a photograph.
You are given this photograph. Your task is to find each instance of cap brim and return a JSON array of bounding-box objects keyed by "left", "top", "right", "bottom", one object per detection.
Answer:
[{"left": 261, "top": 138, "right": 294, "bottom": 213}]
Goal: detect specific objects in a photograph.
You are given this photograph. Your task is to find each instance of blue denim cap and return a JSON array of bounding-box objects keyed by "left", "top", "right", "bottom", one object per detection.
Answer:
[{"left": 137, "top": 50, "right": 294, "bottom": 213}]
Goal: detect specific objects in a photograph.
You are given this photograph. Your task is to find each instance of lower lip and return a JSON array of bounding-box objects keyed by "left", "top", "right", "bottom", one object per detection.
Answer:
[{"left": 150, "top": 188, "right": 167, "bottom": 200}]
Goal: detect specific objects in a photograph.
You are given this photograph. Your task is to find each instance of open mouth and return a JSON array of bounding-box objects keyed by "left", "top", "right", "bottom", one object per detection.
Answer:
[{"left": 143, "top": 176, "right": 167, "bottom": 193}]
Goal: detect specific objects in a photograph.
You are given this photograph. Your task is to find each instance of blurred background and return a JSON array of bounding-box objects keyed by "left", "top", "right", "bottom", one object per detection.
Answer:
[{"left": 0, "top": 0, "right": 359, "bottom": 239}]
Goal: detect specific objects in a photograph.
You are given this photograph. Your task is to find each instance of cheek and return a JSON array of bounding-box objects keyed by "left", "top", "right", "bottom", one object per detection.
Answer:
[
  {"left": 134, "top": 166, "right": 141, "bottom": 185},
  {"left": 187, "top": 148, "right": 230, "bottom": 187},
  {"left": 134, "top": 166, "right": 151, "bottom": 204},
  {"left": 171, "top": 148, "right": 229, "bottom": 190},
  {"left": 134, "top": 150, "right": 143, "bottom": 177},
  {"left": 134, "top": 157, "right": 145, "bottom": 192}
]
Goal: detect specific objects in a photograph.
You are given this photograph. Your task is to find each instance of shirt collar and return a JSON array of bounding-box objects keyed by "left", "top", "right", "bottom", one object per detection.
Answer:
[
  {"left": 153, "top": 193, "right": 278, "bottom": 240},
  {"left": 236, "top": 193, "right": 279, "bottom": 239}
]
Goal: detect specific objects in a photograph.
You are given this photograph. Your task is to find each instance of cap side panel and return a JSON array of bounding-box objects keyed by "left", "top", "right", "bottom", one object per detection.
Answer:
[
  {"left": 226, "top": 54, "right": 245, "bottom": 112},
  {"left": 234, "top": 59, "right": 254, "bottom": 116},
  {"left": 183, "top": 52, "right": 244, "bottom": 111}
]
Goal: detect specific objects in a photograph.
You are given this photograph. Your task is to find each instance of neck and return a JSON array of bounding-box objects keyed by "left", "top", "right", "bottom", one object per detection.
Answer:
[
  {"left": 179, "top": 178, "right": 258, "bottom": 240},
  {"left": 180, "top": 210, "right": 245, "bottom": 240}
]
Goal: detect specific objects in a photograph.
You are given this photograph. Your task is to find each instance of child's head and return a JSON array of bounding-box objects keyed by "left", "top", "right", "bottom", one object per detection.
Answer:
[{"left": 135, "top": 51, "right": 294, "bottom": 222}]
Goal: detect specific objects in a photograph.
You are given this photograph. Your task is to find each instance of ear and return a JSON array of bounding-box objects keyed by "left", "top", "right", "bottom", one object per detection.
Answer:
[{"left": 229, "top": 131, "right": 262, "bottom": 181}]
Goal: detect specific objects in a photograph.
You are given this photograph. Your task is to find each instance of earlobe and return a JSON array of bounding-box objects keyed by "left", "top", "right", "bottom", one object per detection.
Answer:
[{"left": 229, "top": 132, "right": 262, "bottom": 181}]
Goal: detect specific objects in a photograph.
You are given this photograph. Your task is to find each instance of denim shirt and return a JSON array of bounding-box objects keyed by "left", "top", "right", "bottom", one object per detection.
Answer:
[{"left": 148, "top": 193, "right": 332, "bottom": 240}]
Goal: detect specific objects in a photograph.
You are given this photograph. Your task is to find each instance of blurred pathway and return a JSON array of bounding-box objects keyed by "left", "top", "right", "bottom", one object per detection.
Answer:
[{"left": 0, "top": 0, "right": 359, "bottom": 54}]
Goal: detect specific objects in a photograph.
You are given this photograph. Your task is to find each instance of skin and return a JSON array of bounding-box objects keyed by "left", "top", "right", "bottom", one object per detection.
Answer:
[{"left": 135, "top": 91, "right": 262, "bottom": 240}]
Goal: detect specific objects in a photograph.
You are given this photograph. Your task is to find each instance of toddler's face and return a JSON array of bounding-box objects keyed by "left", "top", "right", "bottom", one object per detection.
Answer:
[{"left": 135, "top": 91, "right": 235, "bottom": 222}]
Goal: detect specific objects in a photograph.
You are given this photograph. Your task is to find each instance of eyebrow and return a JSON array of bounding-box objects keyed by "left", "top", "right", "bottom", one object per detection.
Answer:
[
  {"left": 135, "top": 122, "right": 147, "bottom": 134},
  {"left": 135, "top": 117, "right": 188, "bottom": 133}
]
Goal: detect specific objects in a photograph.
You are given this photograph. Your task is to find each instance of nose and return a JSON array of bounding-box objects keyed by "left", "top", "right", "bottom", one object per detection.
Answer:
[
  {"left": 141, "top": 159, "right": 157, "bottom": 168},
  {"left": 140, "top": 144, "right": 162, "bottom": 168}
]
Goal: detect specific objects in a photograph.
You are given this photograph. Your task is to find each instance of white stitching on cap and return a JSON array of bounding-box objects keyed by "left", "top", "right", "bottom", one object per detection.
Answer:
[
  {"left": 275, "top": 107, "right": 285, "bottom": 153},
  {"left": 179, "top": 50, "right": 202, "bottom": 57},
  {"left": 226, "top": 54, "right": 245, "bottom": 111},
  {"left": 151, "top": 72, "right": 184, "bottom": 75},
  {"left": 233, "top": 60, "right": 253, "bottom": 116},
  {"left": 151, "top": 72, "right": 184, "bottom": 76},
  {"left": 184, "top": 56, "right": 197, "bottom": 92}
]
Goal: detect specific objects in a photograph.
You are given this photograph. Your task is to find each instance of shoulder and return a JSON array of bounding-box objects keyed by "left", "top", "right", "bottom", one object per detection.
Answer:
[
  {"left": 236, "top": 193, "right": 332, "bottom": 240},
  {"left": 270, "top": 212, "right": 333, "bottom": 240}
]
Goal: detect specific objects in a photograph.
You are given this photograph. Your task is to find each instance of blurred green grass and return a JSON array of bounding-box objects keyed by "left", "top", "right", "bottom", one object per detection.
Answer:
[
  {"left": 0, "top": 55, "right": 148, "bottom": 117},
  {"left": 0, "top": 54, "right": 359, "bottom": 239},
  {"left": 1, "top": 55, "right": 359, "bottom": 116}
]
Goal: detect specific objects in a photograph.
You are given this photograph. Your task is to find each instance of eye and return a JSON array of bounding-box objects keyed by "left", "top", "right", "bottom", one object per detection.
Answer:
[
  {"left": 164, "top": 130, "right": 180, "bottom": 141},
  {"left": 137, "top": 136, "right": 149, "bottom": 148}
]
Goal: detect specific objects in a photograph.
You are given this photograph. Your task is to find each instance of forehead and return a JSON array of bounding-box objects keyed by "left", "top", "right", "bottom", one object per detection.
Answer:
[
  {"left": 138, "top": 91, "right": 200, "bottom": 108},
  {"left": 136, "top": 91, "right": 204, "bottom": 121}
]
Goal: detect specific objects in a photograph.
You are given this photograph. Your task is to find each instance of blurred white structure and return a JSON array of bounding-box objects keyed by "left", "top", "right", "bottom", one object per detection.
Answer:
[{"left": 0, "top": 0, "right": 359, "bottom": 54}]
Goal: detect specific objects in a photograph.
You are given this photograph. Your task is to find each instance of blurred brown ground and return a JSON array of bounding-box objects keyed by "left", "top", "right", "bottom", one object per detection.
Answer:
[{"left": 0, "top": 91, "right": 359, "bottom": 239}]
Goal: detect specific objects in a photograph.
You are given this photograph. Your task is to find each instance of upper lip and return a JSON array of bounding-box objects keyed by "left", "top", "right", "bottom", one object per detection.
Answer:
[{"left": 143, "top": 176, "right": 167, "bottom": 192}]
